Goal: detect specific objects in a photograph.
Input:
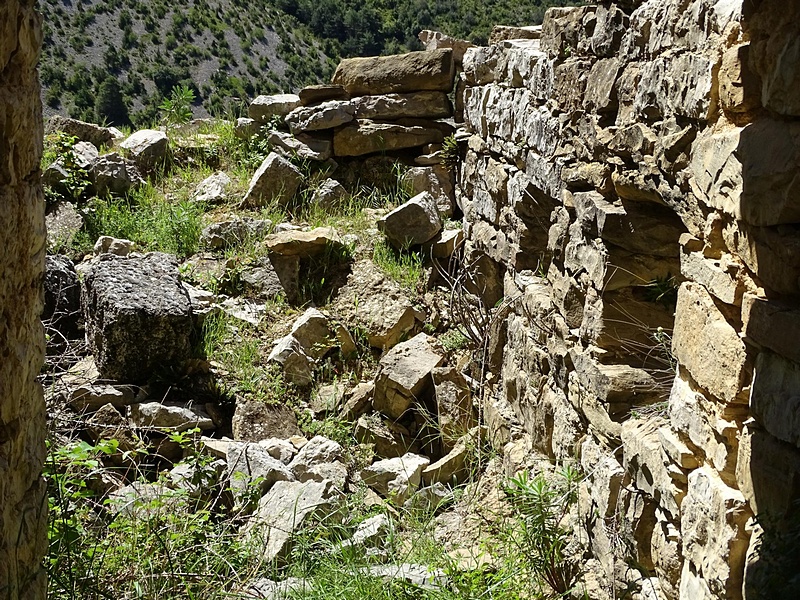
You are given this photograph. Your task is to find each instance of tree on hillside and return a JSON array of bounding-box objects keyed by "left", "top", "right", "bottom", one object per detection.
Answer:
[{"left": 95, "top": 78, "right": 130, "bottom": 127}]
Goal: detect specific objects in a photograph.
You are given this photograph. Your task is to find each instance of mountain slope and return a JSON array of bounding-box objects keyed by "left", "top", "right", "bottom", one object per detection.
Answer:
[{"left": 39, "top": 0, "right": 583, "bottom": 127}]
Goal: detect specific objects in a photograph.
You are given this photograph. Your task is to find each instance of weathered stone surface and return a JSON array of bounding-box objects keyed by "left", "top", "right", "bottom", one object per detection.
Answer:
[
  {"left": 120, "top": 129, "right": 169, "bottom": 170},
  {"left": 378, "top": 192, "right": 442, "bottom": 249},
  {"left": 267, "top": 335, "right": 315, "bottom": 386},
  {"left": 289, "top": 308, "right": 334, "bottom": 361},
  {"left": 268, "top": 130, "right": 333, "bottom": 162},
  {"left": 226, "top": 442, "right": 294, "bottom": 496},
  {"left": 285, "top": 100, "right": 355, "bottom": 134},
  {"left": 352, "top": 91, "right": 452, "bottom": 120},
  {"left": 232, "top": 400, "right": 302, "bottom": 442},
  {"left": 331, "top": 259, "right": 425, "bottom": 350},
  {"left": 310, "top": 178, "right": 347, "bottom": 207},
  {"left": 249, "top": 94, "right": 301, "bottom": 123},
  {"left": 373, "top": 333, "right": 445, "bottom": 420},
  {"left": 234, "top": 117, "right": 260, "bottom": 140},
  {"left": 724, "top": 221, "right": 800, "bottom": 297},
  {"left": 193, "top": 172, "right": 231, "bottom": 204},
  {"left": 264, "top": 226, "right": 344, "bottom": 258},
  {"left": 418, "top": 30, "right": 474, "bottom": 64},
  {"left": 421, "top": 433, "right": 471, "bottom": 486},
  {"left": 82, "top": 253, "right": 193, "bottom": 382},
  {"left": 298, "top": 84, "right": 349, "bottom": 106},
  {"left": 69, "top": 383, "right": 136, "bottom": 413},
  {"left": 332, "top": 49, "right": 455, "bottom": 95},
  {"left": 45, "top": 201, "right": 83, "bottom": 250},
  {"left": 288, "top": 436, "right": 347, "bottom": 489},
  {"left": 719, "top": 43, "right": 762, "bottom": 120},
  {"left": 90, "top": 152, "right": 145, "bottom": 196},
  {"left": 46, "top": 114, "right": 113, "bottom": 147},
  {"left": 247, "top": 480, "right": 341, "bottom": 562},
  {"left": 672, "top": 283, "right": 749, "bottom": 403},
  {"left": 361, "top": 453, "right": 430, "bottom": 505},
  {"left": 334, "top": 120, "right": 444, "bottom": 157},
  {"left": 129, "top": 401, "right": 214, "bottom": 431},
  {"left": 432, "top": 368, "right": 476, "bottom": 450},
  {"left": 339, "top": 382, "right": 374, "bottom": 421},
  {"left": 742, "top": 293, "right": 800, "bottom": 364},
  {"left": 680, "top": 467, "right": 750, "bottom": 600},
  {"left": 680, "top": 244, "right": 745, "bottom": 306},
  {"left": 402, "top": 165, "right": 455, "bottom": 218},
  {"left": 241, "top": 152, "right": 303, "bottom": 208},
  {"left": 354, "top": 414, "right": 413, "bottom": 459}
]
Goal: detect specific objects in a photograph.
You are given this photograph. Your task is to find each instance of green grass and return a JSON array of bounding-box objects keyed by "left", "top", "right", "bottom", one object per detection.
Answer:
[{"left": 372, "top": 239, "right": 425, "bottom": 291}]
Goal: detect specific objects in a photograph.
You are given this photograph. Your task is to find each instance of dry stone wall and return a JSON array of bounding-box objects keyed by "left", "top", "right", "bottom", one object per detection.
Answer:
[
  {"left": 0, "top": 1, "right": 47, "bottom": 598},
  {"left": 457, "top": 1, "right": 800, "bottom": 598}
]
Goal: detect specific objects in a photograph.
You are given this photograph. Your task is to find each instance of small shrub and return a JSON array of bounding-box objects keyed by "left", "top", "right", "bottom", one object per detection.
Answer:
[
  {"left": 372, "top": 239, "right": 425, "bottom": 291},
  {"left": 159, "top": 84, "right": 195, "bottom": 127}
]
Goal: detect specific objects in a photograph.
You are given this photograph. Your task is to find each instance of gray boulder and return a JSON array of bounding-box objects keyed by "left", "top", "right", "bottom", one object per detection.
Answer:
[
  {"left": 361, "top": 453, "right": 430, "bottom": 505},
  {"left": 90, "top": 152, "right": 145, "bottom": 196},
  {"left": 81, "top": 253, "right": 193, "bottom": 382},
  {"left": 128, "top": 401, "right": 214, "bottom": 431},
  {"left": 93, "top": 236, "right": 134, "bottom": 256},
  {"left": 285, "top": 100, "right": 355, "bottom": 133},
  {"left": 288, "top": 435, "right": 347, "bottom": 489},
  {"left": 193, "top": 172, "right": 231, "bottom": 204},
  {"left": 310, "top": 178, "right": 347, "bottom": 207},
  {"left": 46, "top": 115, "right": 114, "bottom": 148},
  {"left": 120, "top": 129, "right": 169, "bottom": 170},
  {"left": 226, "top": 442, "right": 295, "bottom": 495},
  {"left": 267, "top": 335, "right": 315, "bottom": 386},
  {"left": 249, "top": 94, "right": 302, "bottom": 123},
  {"left": 268, "top": 130, "right": 333, "bottom": 162}
]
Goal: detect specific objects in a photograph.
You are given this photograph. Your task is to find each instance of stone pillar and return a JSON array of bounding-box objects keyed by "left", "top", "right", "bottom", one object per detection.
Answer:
[{"left": 0, "top": 1, "right": 47, "bottom": 598}]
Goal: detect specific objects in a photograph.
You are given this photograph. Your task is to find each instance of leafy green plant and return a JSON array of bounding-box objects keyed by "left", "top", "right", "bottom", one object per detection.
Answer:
[
  {"left": 372, "top": 239, "right": 425, "bottom": 291},
  {"left": 502, "top": 466, "right": 582, "bottom": 598},
  {"left": 440, "top": 134, "right": 460, "bottom": 172},
  {"left": 44, "top": 131, "right": 92, "bottom": 203},
  {"left": 440, "top": 328, "right": 469, "bottom": 352},
  {"left": 159, "top": 84, "right": 195, "bottom": 127}
]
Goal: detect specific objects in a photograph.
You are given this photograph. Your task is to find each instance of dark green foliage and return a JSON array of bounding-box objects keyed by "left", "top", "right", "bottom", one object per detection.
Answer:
[{"left": 94, "top": 78, "right": 130, "bottom": 126}]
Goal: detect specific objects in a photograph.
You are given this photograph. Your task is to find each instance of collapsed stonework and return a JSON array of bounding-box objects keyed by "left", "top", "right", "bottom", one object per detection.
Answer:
[
  {"left": 457, "top": 0, "right": 800, "bottom": 598},
  {"left": 0, "top": 1, "right": 47, "bottom": 598}
]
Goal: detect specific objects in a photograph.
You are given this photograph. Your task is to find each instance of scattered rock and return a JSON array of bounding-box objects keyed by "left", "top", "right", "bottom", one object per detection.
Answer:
[
  {"left": 267, "top": 130, "right": 333, "bottom": 162},
  {"left": 129, "top": 401, "right": 214, "bottom": 431},
  {"left": 258, "top": 438, "right": 298, "bottom": 465},
  {"left": 234, "top": 117, "right": 261, "bottom": 140},
  {"left": 290, "top": 308, "right": 335, "bottom": 360},
  {"left": 402, "top": 165, "right": 455, "bottom": 217},
  {"left": 69, "top": 383, "right": 137, "bottom": 412},
  {"left": 232, "top": 400, "right": 302, "bottom": 442},
  {"left": 81, "top": 253, "right": 193, "bottom": 382},
  {"left": 342, "top": 514, "right": 392, "bottom": 549},
  {"left": 267, "top": 335, "right": 315, "bottom": 386},
  {"left": 352, "top": 91, "right": 452, "bottom": 120},
  {"left": 378, "top": 192, "right": 442, "bottom": 249},
  {"left": 226, "top": 442, "right": 295, "bottom": 495},
  {"left": 193, "top": 172, "right": 232, "bottom": 204},
  {"left": 264, "top": 226, "right": 344, "bottom": 258},
  {"left": 373, "top": 333, "right": 444, "bottom": 420},
  {"left": 310, "top": 178, "right": 347, "bottom": 208},
  {"left": 355, "top": 414, "right": 414, "bottom": 459},
  {"left": 90, "top": 152, "right": 145, "bottom": 196},
  {"left": 361, "top": 453, "right": 430, "bottom": 505},
  {"left": 432, "top": 367, "right": 477, "bottom": 450},
  {"left": 288, "top": 435, "right": 347, "bottom": 488},
  {"left": 240, "top": 152, "right": 303, "bottom": 208},
  {"left": 93, "top": 236, "right": 134, "bottom": 256},
  {"left": 200, "top": 218, "right": 271, "bottom": 250},
  {"left": 46, "top": 115, "right": 113, "bottom": 148},
  {"left": 120, "top": 129, "right": 169, "bottom": 170},
  {"left": 339, "top": 382, "right": 374, "bottom": 421},
  {"left": 45, "top": 201, "right": 83, "bottom": 251},
  {"left": 311, "top": 382, "right": 346, "bottom": 416}
]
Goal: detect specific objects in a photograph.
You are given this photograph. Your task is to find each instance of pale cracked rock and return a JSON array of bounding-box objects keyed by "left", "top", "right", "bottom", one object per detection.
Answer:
[
  {"left": 680, "top": 467, "right": 750, "bottom": 600},
  {"left": 285, "top": 100, "right": 355, "bottom": 133},
  {"left": 249, "top": 93, "right": 301, "bottom": 123},
  {"left": 361, "top": 453, "right": 430, "bottom": 505},
  {"left": 267, "top": 130, "right": 333, "bottom": 162},
  {"left": 373, "top": 333, "right": 445, "bottom": 420},
  {"left": 192, "top": 172, "right": 231, "bottom": 204},
  {"left": 257, "top": 437, "right": 297, "bottom": 465},
  {"left": 225, "top": 442, "right": 294, "bottom": 495},
  {"left": 120, "top": 129, "right": 169, "bottom": 170},
  {"left": 128, "top": 402, "right": 214, "bottom": 432},
  {"left": 402, "top": 165, "right": 455, "bottom": 218},
  {"left": 93, "top": 236, "right": 134, "bottom": 256},
  {"left": 378, "top": 191, "right": 442, "bottom": 249},
  {"left": 91, "top": 152, "right": 145, "bottom": 196},
  {"left": 310, "top": 178, "right": 347, "bottom": 208},
  {"left": 267, "top": 335, "right": 315, "bottom": 386},
  {"left": 246, "top": 479, "right": 342, "bottom": 563},
  {"left": 749, "top": 351, "right": 800, "bottom": 448},
  {"left": 288, "top": 436, "right": 347, "bottom": 489},
  {"left": 432, "top": 367, "right": 476, "bottom": 451},
  {"left": 264, "top": 226, "right": 344, "bottom": 258},
  {"left": 334, "top": 120, "right": 444, "bottom": 157},
  {"left": 351, "top": 91, "right": 452, "bottom": 120},
  {"left": 289, "top": 308, "right": 334, "bottom": 361},
  {"left": 671, "top": 282, "right": 749, "bottom": 404},
  {"left": 240, "top": 152, "right": 302, "bottom": 208}
]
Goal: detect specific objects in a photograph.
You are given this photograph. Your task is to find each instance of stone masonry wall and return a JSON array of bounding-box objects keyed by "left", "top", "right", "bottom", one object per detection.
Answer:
[
  {"left": 0, "top": 1, "right": 47, "bottom": 598},
  {"left": 457, "top": 1, "right": 800, "bottom": 598}
]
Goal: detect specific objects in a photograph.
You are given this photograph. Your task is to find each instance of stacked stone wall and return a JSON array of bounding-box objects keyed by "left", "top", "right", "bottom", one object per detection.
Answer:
[
  {"left": 0, "top": 1, "right": 47, "bottom": 598},
  {"left": 457, "top": 1, "right": 800, "bottom": 597}
]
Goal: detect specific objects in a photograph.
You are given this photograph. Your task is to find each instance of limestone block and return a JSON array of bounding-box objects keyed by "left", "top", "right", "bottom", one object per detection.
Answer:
[
  {"left": 749, "top": 351, "right": 800, "bottom": 447},
  {"left": 267, "top": 335, "right": 314, "bottom": 386},
  {"left": 289, "top": 308, "right": 334, "bottom": 361},
  {"left": 719, "top": 44, "right": 762, "bottom": 120},
  {"left": 402, "top": 165, "right": 455, "bottom": 218},
  {"left": 333, "top": 120, "right": 443, "bottom": 157},
  {"left": 246, "top": 480, "right": 341, "bottom": 563},
  {"left": 354, "top": 414, "right": 414, "bottom": 459},
  {"left": 580, "top": 438, "right": 624, "bottom": 519},
  {"left": 552, "top": 58, "right": 590, "bottom": 113},
  {"left": 90, "top": 152, "right": 145, "bottom": 197},
  {"left": 225, "top": 443, "right": 294, "bottom": 495},
  {"left": 128, "top": 402, "right": 214, "bottom": 432},
  {"left": 421, "top": 432, "right": 473, "bottom": 486},
  {"left": 680, "top": 467, "right": 750, "bottom": 600},
  {"left": 679, "top": 245, "right": 745, "bottom": 306},
  {"left": 418, "top": 30, "right": 474, "bottom": 64},
  {"left": 46, "top": 115, "right": 113, "bottom": 147},
  {"left": 288, "top": 436, "right": 347, "bottom": 489},
  {"left": 540, "top": 5, "right": 595, "bottom": 59},
  {"left": 672, "top": 282, "right": 749, "bottom": 404},
  {"left": 240, "top": 152, "right": 302, "bottom": 208},
  {"left": 737, "top": 422, "right": 800, "bottom": 517},
  {"left": 635, "top": 54, "right": 716, "bottom": 122},
  {"left": 489, "top": 25, "right": 541, "bottom": 44},
  {"left": 298, "top": 84, "right": 349, "bottom": 106},
  {"left": 495, "top": 41, "right": 553, "bottom": 99},
  {"left": 201, "top": 218, "right": 271, "bottom": 250},
  {"left": 264, "top": 226, "right": 344, "bottom": 258},
  {"left": 377, "top": 192, "right": 442, "bottom": 249},
  {"left": 373, "top": 333, "right": 445, "bottom": 420},
  {"left": 742, "top": 293, "right": 800, "bottom": 364},
  {"left": 232, "top": 399, "right": 302, "bottom": 442},
  {"left": 267, "top": 130, "right": 333, "bottom": 162},
  {"left": 193, "top": 171, "right": 231, "bottom": 204},
  {"left": 249, "top": 94, "right": 301, "bottom": 123},
  {"left": 339, "top": 382, "right": 374, "bottom": 421},
  {"left": 352, "top": 91, "right": 452, "bottom": 120},
  {"left": 310, "top": 178, "right": 347, "bottom": 208},
  {"left": 462, "top": 46, "right": 501, "bottom": 86},
  {"left": 332, "top": 49, "right": 455, "bottom": 95},
  {"left": 285, "top": 100, "right": 355, "bottom": 133},
  {"left": 120, "top": 129, "right": 169, "bottom": 170},
  {"left": 584, "top": 57, "right": 621, "bottom": 113},
  {"left": 361, "top": 453, "right": 430, "bottom": 505},
  {"left": 622, "top": 419, "right": 684, "bottom": 519},
  {"left": 82, "top": 253, "right": 193, "bottom": 383},
  {"left": 432, "top": 367, "right": 476, "bottom": 450}
]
